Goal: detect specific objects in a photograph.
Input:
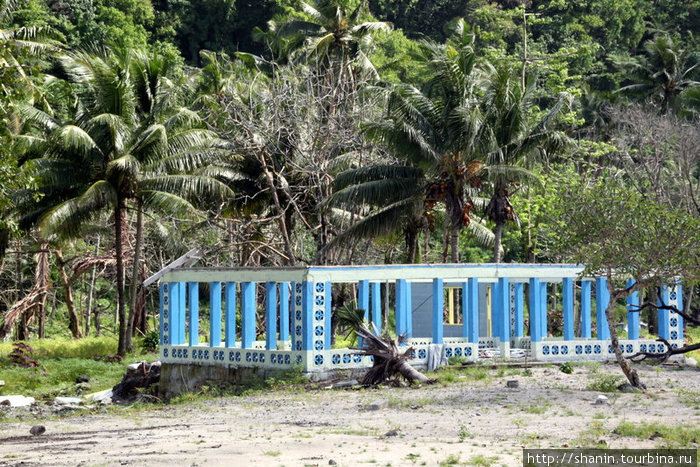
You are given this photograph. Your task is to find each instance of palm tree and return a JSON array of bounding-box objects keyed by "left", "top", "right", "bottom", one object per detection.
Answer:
[
  {"left": 615, "top": 34, "right": 699, "bottom": 113},
  {"left": 357, "top": 25, "right": 489, "bottom": 263},
  {"left": 480, "top": 66, "right": 570, "bottom": 262},
  {"left": 19, "top": 48, "right": 232, "bottom": 355}
]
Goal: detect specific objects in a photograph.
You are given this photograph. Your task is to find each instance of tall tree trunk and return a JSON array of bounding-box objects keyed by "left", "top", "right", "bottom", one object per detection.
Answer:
[
  {"left": 126, "top": 200, "right": 144, "bottom": 352},
  {"left": 450, "top": 224, "right": 460, "bottom": 263},
  {"left": 85, "top": 236, "right": 100, "bottom": 337},
  {"left": 55, "top": 249, "right": 82, "bottom": 339},
  {"left": 116, "top": 199, "right": 128, "bottom": 356},
  {"left": 493, "top": 221, "right": 503, "bottom": 263},
  {"left": 607, "top": 281, "right": 645, "bottom": 389}
]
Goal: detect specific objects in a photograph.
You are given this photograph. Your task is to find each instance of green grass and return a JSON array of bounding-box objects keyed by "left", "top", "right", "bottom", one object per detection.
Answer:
[
  {"left": 685, "top": 326, "right": 700, "bottom": 362},
  {"left": 586, "top": 374, "right": 623, "bottom": 392},
  {"left": 613, "top": 421, "right": 700, "bottom": 447},
  {"left": 0, "top": 337, "right": 154, "bottom": 399}
]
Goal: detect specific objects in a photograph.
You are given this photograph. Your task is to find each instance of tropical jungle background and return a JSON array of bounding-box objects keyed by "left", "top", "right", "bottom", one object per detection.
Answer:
[{"left": 0, "top": 0, "right": 699, "bottom": 357}]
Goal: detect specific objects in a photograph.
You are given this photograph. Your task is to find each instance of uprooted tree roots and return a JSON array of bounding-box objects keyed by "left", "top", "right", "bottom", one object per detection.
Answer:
[{"left": 351, "top": 324, "right": 433, "bottom": 386}]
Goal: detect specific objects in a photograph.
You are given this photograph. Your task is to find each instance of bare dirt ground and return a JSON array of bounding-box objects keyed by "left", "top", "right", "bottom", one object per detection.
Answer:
[{"left": 1, "top": 363, "right": 699, "bottom": 467}]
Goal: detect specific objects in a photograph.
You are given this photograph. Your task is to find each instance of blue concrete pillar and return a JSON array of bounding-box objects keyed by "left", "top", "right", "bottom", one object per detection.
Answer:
[
  {"left": 581, "top": 280, "right": 592, "bottom": 338},
  {"left": 562, "top": 278, "right": 574, "bottom": 341},
  {"left": 279, "top": 282, "right": 290, "bottom": 342},
  {"left": 496, "top": 278, "right": 510, "bottom": 342},
  {"left": 325, "top": 281, "right": 332, "bottom": 350},
  {"left": 371, "top": 282, "right": 381, "bottom": 334},
  {"left": 167, "top": 282, "right": 181, "bottom": 345},
  {"left": 539, "top": 282, "right": 548, "bottom": 338},
  {"left": 596, "top": 277, "right": 610, "bottom": 340},
  {"left": 241, "top": 281, "right": 256, "bottom": 349},
  {"left": 265, "top": 282, "right": 277, "bottom": 350},
  {"left": 225, "top": 282, "right": 236, "bottom": 348},
  {"left": 464, "top": 278, "right": 479, "bottom": 343},
  {"left": 159, "top": 283, "right": 166, "bottom": 345},
  {"left": 529, "top": 278, "right": 542, "bottom": 342},
  {"left": 405, "top": 281, "right": 412, "bottom": 338},
  {"left": 358, "top": 280, "right": 369, "bottom": 322},
  {"left": 657, "top": 285, "right": 670, "bottom": 340},
  {"left": 396, "top": 279, "right": 407, "bottom": 338},
  {"left": 626, "top": 279, "right": 639, "bottom": 340},
  {"left": 209, "top": 282, "right": 222, "bottom": 347},
  {"left": 514, "top": 282, "right": 524, "bottom": 338},
  {"left": 677, "top": 285, "right": 684, "bottom": 340},
  {"left": 432, "top": 278, "right": 444, "bottom": 344},
  {"left": 178, "top": 282, "right": 186, "bottom": 344},
  {"left": 301, "top": 281, "right": 314, "bottom": 351}
]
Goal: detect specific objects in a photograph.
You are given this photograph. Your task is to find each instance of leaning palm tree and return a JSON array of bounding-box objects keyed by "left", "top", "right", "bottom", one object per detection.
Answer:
[{"left": 19, "top": 47, "right": 232, "bottom": 355}]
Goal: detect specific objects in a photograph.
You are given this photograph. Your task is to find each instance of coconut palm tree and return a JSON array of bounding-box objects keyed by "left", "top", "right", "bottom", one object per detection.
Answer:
[
  {"left": 19, "top": 47, "right": 232, "bottom": 355},
  {"left": 480, "top": 66, "right": 570, "bottom": 262},
  {"left": 615, "top": 34, "right": 699, "bottom": 114},
  {"left": 356, "top": 25, "right": 489, "bottom": 263}
]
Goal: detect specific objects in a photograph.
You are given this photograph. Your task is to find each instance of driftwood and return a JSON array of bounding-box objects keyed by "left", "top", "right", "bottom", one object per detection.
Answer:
[{"left": 351, "top": 324, "right": 432, "bottom": 386}]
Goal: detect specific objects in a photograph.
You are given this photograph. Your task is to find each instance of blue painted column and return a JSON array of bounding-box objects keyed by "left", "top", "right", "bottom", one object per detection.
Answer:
[
  {"left": 529, "top": 278, "right": 542, "bottom": 342},
  {"left": 464, "top": 278, "right": 479, "bottom": 343},
  {"left": 432, "top": 278, "right": 444, "bottom": 344},
  {"left": 241, "top": 282, "right": 256, "bottom": 349},
  {"left": 167, "top": 282, "right": 180, "bottom": 345},
  {"left": 291, "top": 282, "right": 302, "bottom": 351},
  {"left": 677, "top": 285, "right": 684, "bottom": 340},
  {"left": 396, "top": 279, "right": 407, "bottom": 338},
  {"left": 514, "top": 282, "right": 524, "bottom": 338},
  {"left": 405, "top": 282, "right": 412, "bottom": 338},
  {"left": 596, "top": 277, "right": 610, "bottom": 340},
  {"left": 301, "top": 281, "right": 314, "bottom": 351},
  {"left": 562, "top": 278, "right": 574, "bottom": 341},
  {"left": 496, "top": 277, "right": 510, "bottom": 342},
  {"left": 325, "top": 281, "right": 332, "bottom": 350},
  {"left": 178, "top": 282, "right": 186, "bottom": 344},
  {"left": 581, "top": 280, "right": 592, "bottom": 338},
  {"left": 279, "top": 282, "right": 290, "bottom": 342},
  {"left": 657, "top": 285, "right": 670, "bottom": 340},
  {"left": 626, "top": 279, "right": 639, "bottom": 340},
  {"left": 539, "top": 282, "right": 548, "bottom": 338},
  {"left": 491, "top": 281, "right": 501, "bottom": 339},
  {"left": 159, "top": 283, "right": 166, "bottom": 345},
  {"left": 225, "top": 282, "right": 236, "bottom": 348},
  {"left": 358, "top": 280, "right": 369, "bottom": 322},
  {"left": 209, "top": 282, "right": 222, "bottom": 347},
  {"left": 265, "top": 282, "right": 277, "bottom": 350},
  {"left": 371, "top": 282, "right": 381, "bottom": 334}
]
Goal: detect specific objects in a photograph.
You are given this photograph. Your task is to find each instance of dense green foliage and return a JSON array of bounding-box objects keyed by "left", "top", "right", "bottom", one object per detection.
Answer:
[{"left": 0, "top": 0, "right": 698, "bottom": 350}]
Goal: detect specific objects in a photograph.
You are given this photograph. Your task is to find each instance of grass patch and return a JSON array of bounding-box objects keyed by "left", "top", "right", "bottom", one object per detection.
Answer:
[
  {"left": 677, "top": 390, "right": 700, "bottom": 409},
  {"left": 0, "top": 337, "right": 154, "bottom": 399},
  {"left": 468, "top": 454, "right": 499, "bottom": 466},
  {"left": 520, "top": 397, "right": 551, "bottom": 414},
  {"left": 613, "top": 421, "right": 700, "bottom": 447},
  {"left": 586, "top": 374, "right": 623, "bottom": 393}
]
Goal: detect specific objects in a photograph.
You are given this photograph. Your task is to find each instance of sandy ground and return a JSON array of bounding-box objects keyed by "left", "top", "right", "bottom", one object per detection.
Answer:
[{"left": 1, "top": 363, "right": 699, "bottom": 467}]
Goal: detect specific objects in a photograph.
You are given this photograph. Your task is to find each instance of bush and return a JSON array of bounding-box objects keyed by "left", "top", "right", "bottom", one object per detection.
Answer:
[{"left": 141, "top": 330, "right": 160, "bottom": 352}]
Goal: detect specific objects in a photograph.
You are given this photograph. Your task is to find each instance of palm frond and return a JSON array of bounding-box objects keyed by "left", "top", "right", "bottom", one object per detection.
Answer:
[{"left": 40, "top": 180, "right": 116, "bottom": 239}]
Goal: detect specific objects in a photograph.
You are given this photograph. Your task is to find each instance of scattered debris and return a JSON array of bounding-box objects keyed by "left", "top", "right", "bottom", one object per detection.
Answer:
[
  {"left": 593, "top": 395, "right": 609, "bottom": 405},
  {"left": 0, "top": 395, "right": 35, "bottom": 407},
  {"left": 384, "top": 429, "right": 399, "bottom": 437},
  {"left": 324, "top": 379, "right": 359, "bottom": 389},
  {"left": 87, "top": 388, "right": 113, "bottom": 405},
  {"left": 29, "top": 425, "right": 45, "bottom": 436},
  {"left": 506, "top": 380, "right": 519, "bottom": 388},
  {"left": 55, "top": 397, "right": 83, "bottom": 405},
  {"left": 367, "top": 399, "right": 389, "bottom": 411}
]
